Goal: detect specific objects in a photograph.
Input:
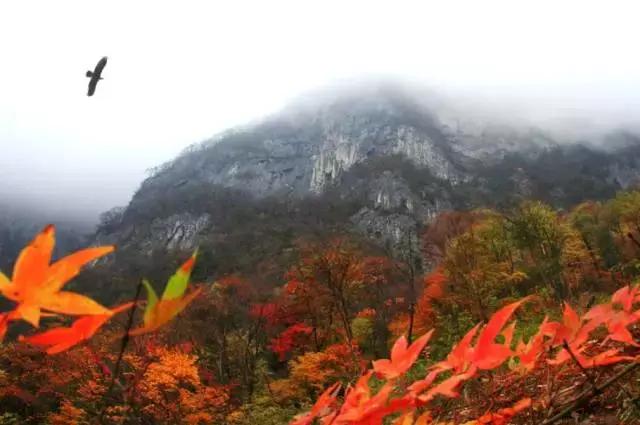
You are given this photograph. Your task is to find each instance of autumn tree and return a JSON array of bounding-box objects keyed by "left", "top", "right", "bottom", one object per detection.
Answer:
[
  {"left": 358, "top": 256, "right": 409, "bottom": 356},
  {"left": 610, "top": 190, "right": 640, "bottom": 240},
  {"left": 504, "top": 201, "right": 570, "bottom": 299},
  {"left": 388, "top": 266, "right": 446, "bottom": 342},
  {"left": 422, "top": 210, "right": 483, "bottom": 267},
  {"left": 174, "top": 275, "right": 269, "bottom": 400},
  {"left": 282, "top": 239, "right": 366, "bottom": 349},
  {"left": 441, "top": 217, "right": 520, "bottom": 322},
  {"left": 133, "top": 346, "right": 231, "bottom": 424},
  {"left": 569, "top": 202, "right": 610, "bottom": 271}
]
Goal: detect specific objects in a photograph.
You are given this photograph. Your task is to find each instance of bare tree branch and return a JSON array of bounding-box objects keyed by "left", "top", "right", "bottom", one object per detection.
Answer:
[{"left": 99, "top": 279, "right": 144, "bottom": 423}]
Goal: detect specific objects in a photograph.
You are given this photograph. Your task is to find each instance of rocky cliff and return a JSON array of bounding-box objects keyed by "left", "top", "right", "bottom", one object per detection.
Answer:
[{"left": 91, "top": 82, "right": 640, "bottom": 289}]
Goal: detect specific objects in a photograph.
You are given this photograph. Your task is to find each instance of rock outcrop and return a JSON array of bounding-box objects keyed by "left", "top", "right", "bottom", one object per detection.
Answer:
[{"left": 92, "top": 82, "right": 640, "bottom": 275}]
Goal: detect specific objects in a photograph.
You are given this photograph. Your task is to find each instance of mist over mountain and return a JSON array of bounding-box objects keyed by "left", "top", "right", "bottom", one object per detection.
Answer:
[
  {"left": 3, "top": 78, "right": 639, "bottom": 230},
  {"left": 6, "top": 2, "right": 640, "bottom": 422},
  {"left": 12, "top": 80, "right": 622, "bottom": 301},
  {"left": 282, "top": 79, "right": 640, "bottom": 145},
  {"left": 4, "top": 81, "right": 640, "bottom": 274}
]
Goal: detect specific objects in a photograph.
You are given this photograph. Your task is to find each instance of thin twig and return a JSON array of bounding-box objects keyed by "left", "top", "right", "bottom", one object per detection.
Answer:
[
  {"left": 542, "top": 361, "right": 640, "bottom": 424},
  {"left": 98, "top": 279, "right": 144, "bottom": 423},
  {"left": 563, "top": 339, "right": 640, "bottom": 413},
  {"left": 627, "top": 233, "right": 640, "bottom": 250},
  {"left": 562, "top": 339, "right": 598, "bottom": 389}
]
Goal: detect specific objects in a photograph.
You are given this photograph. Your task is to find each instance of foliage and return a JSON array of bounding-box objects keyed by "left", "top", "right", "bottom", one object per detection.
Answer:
[
  {"left": 3, "top": 191, "right": 640, "bottom": 423},
  {"left": 129, "top": 250, "right": 201, "bottom": 335},
  {"left": 297, "top": 288, "right": 640, "bottom": 424}
]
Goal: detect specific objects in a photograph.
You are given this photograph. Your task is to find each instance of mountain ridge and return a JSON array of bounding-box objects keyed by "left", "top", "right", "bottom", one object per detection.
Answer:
[
  {"left": 83, "top": 83, "right": 640, "bottom": 298},
  {"left": 3, "top": 82, "right": 640, "bottom": 299}
]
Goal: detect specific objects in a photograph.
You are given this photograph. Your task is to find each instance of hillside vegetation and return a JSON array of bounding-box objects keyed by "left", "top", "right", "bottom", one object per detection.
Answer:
[{"left": 2, "top": 190, "right": 640, "bottom": 423}]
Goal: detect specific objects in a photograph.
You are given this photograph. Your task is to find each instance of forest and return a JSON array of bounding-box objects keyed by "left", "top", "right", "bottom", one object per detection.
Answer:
[{"left": 2, "top": 190, "right": 640, "bottom": 424}]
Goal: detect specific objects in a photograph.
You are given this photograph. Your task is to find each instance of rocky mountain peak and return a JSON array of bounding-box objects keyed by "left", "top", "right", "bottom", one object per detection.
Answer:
[{"left": 88, "top": 81, "right": 640, "bottom": 283}]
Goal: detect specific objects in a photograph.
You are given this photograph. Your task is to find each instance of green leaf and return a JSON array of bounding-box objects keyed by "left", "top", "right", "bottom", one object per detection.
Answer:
[
  {"left": 161, "top": 249, "right": 197, "bottom": 301},
  {"left": 142, "top": 279, "right": 158, "bottom": 326}
]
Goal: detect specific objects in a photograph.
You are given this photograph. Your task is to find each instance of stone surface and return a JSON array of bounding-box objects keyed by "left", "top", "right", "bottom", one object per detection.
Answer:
[{"left": 89, "top": 84, "right": 640, "bottom": 266}]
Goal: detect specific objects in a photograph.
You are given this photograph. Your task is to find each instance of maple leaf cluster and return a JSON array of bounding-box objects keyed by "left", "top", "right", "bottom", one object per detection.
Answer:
[
  {"left": 293, "top": 287, "right": 640, "bottom": 424},
  {"left": 0, "top": 225, "right": 202, "bottom": 354}
]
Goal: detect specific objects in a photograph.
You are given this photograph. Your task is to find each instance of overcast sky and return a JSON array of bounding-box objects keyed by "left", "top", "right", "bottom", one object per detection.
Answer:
[{"left": 1, "top": 0, "right": 639, "bottom": 222}]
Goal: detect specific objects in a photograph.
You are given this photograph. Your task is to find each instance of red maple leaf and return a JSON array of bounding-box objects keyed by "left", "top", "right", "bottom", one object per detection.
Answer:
[
  {"left": 475, "top": 397, "right": 532, "bottom": 424},
  {"left": 585, "top": 285, "right": 640, "bottom": 346},
  {"left": 20, "top": 302, "right": 133, "bottom": 354},
  {"left": 291, "top": 381, "right": 341, "bottom": 425},
  {"left": 372, "top": 330, "right": 434, "bottom": 380}
]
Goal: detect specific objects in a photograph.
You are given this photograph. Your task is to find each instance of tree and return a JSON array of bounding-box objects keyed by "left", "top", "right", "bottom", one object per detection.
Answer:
[
  {"left": 283, "top": 239, "right": 365, "bottom": 350},
  {"left": 505, "top": 201, "right": 569, "bottom": 299},
  {"left": 441, "top": 218, "right": 517, "bottom": 322},
  {"left": 422, "top": 210, "right": 483, "bottom": 267},
  {"left": 97, "top": 207, "right": 126, "bottom": 234}
]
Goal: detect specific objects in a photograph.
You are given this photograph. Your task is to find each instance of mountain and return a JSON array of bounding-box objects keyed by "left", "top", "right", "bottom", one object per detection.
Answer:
[
  {"left": 0, "top": 203, "right": 91, "bottom": 274},
  {"left": 54, "top": 82, "right": 640, "bottom": 297}
]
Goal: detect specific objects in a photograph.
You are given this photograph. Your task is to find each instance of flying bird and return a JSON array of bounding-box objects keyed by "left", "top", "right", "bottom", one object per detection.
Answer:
[{"left": 86, "top": 56, "right": 108, "bottom": 96}]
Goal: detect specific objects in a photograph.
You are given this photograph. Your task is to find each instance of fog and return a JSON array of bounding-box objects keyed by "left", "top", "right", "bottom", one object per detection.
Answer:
[{"left": 1, "top": 0, "right": 639, "bottom": 223}]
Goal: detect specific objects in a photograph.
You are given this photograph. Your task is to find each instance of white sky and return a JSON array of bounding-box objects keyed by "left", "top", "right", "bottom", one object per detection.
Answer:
[{"left": 1, "top": 0, "right": 639, "bottom": 221}]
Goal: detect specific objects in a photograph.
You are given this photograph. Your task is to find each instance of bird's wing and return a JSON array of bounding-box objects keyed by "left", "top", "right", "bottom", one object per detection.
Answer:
[
  {"left": 87, "top": 78, "right": 98, "bottom": 96},
  {"left": 94, "top": 57, "right": 108, "bottom": 77}
]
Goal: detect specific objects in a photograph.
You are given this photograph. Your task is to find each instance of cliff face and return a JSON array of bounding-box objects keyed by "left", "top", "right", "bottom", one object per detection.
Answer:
[
  {"left": 133, "top": 86, "right": 465, "bottom": 200},
  {"left": 92, "top": 84, "right": 640, "bottom": 281}
]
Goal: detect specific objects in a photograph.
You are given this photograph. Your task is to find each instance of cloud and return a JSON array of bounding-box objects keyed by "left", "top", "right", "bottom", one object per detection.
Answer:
[{"left": 0, "top": 0, "right": 639, "bottom": 221}]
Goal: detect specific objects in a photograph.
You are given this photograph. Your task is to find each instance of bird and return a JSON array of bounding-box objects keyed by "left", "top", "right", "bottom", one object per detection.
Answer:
[{"left": 86, "top": 56, "right": 108, "bottom": 96}]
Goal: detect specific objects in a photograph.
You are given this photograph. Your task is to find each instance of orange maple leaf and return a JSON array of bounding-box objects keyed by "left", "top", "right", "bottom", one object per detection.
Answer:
[
  {"left": 407, "top": 370, "right": 443, "bottom": 397},
  {"left": 337, "top": 372, "right": 374, "bottom": 417},
  {"left": 290, "top": 381, "right": 341, "bottom": 425},
  {"left": 544, "top": 303, "right": 599, "bottom": 365},
  {"left": 538, "top": 300, "right": 635, "bottom": 368},
  {"left": 411, "top": 299, "right": 530, "bottom": 410},
  {"left": 434, "top": 324, "right": 480, "bottom": 374},
  {"left": 332, "top": 371, "right": 410, "bottom": 424},
  {"left": 129, "top": 251, "right": 202, "bottom": 335},
  {"left": 335, "top": 382, "right": 395, "bottom": 424},
  {"left": 433, "top": 298, "right": 529, "bottom": 374},
  {"left": 542, "top": 303, "right": 585, "bottom": 345},
  {"left": 472, "top": 298, "right": 530, "bottom": 369},
  {"left": 21, "top": 302, "right": 133, "bottom": 354},
  {"left": 0, "top": 225, "right": 114, "bottom": 327},
  {"left": 373, "top": 330, "right": 434, "bottom": 379},
  {"left": 611, "top": 285, "right": 640, "bottom": 312},
  {"left": 513, "top": 317, "right": 548, "bottom": 373},
  {"left": 471, "top": 397, "right": 532, "bottom": 425},
  {"left": 417, "top": 365, "right": 478, "bottom": 404},
  {"left": 585, "top": 285, "right": 640, "bottom": 347}
]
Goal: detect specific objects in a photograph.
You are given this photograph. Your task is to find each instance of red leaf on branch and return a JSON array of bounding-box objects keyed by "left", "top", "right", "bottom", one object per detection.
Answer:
[{"left": 373, "top": 330, "right": 434, "bottom": 380}]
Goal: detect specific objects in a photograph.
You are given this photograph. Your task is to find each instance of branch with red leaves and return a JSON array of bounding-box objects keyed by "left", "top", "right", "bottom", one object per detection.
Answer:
[{"left": 292, "top": 285, "right": 640, "bottom": 424}]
